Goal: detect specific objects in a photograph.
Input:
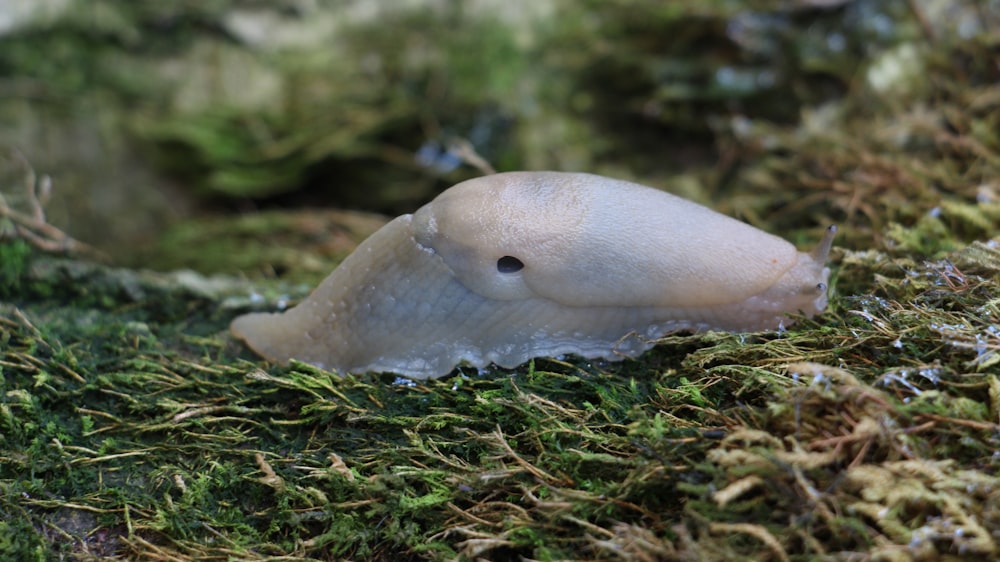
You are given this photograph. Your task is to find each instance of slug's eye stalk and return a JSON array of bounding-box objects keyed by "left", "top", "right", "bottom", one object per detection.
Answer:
[
  {"left": 812, "top": 225, "right": 837, "bottom": 262},
  {"left": 497, "top": 256, "right": 524, "bottom": 273}
]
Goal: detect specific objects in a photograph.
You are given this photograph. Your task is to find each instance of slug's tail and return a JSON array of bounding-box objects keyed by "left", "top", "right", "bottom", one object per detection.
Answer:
[
  {"left": 230, "top": 311, "right": 292, "bottom": 365},
  {"left": 811, "top": 225, "right": 837, "bottom": 262}
]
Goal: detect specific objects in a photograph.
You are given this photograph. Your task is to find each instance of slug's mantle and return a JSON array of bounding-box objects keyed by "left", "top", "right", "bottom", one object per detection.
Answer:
[{"left": 231, "top": 171, "right": 835, "bottom": 378}]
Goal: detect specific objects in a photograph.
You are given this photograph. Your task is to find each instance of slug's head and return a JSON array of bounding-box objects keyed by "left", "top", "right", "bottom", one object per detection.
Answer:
[
  {"left": 411, "top": 171, "right": 836, "bottom": 318},
  {"left": 745, "top": 225, "right": 836, "bottom": 323},
  {"left": 410, "top": 175, "right": 584, "bottom": 301}
]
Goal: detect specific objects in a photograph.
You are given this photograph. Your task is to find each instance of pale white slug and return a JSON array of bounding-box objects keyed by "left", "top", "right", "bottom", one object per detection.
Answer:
[{"left": 231, "top": 171, "right": 835, "bottom": 379}]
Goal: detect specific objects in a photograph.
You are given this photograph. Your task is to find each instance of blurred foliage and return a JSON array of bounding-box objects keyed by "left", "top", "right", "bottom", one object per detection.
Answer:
[
  {"left": 708, "top": 17, "right": 1000, "bottom": 251},
  {"left": 0, "top": 0, "right": 934, "bottom": 211},
  {"left": 549, "top": 1, "right": 916, "bottom": 139},
  {"left": 133, "top": 6, "right": 523, "bottom": 210},
  {"left": 150, "top": 208, "right": 387, "bottom": 282},
  {"left": 0, "top": 1, "right": 232, "bottom": 99}
]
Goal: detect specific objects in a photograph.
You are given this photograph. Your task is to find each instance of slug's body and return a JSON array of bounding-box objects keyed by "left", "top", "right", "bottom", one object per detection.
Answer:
[{"left": 231, "top": 172, "right": 834, "bottom": 378}]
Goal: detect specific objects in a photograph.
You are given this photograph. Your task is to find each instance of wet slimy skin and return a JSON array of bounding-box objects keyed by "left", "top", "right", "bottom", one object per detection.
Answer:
[{"left": 231, "top": 172, "right": 835, "bottom": 378}]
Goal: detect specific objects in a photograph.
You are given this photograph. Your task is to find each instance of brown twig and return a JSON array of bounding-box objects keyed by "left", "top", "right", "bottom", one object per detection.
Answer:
[
  {"left": 906, "top": 0, "right": 935, "bottom": 43},
  {"left": 0, "top": 150, "right": 110, "bottom": 262},
  {"left": 449, "top": 138, "right": 497, "bottom": 175}
]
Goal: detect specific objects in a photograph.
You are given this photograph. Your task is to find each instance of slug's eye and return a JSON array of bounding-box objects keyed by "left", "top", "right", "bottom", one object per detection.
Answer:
[{"left": 497, "top": 256, "right": 524, "bottom": 274}]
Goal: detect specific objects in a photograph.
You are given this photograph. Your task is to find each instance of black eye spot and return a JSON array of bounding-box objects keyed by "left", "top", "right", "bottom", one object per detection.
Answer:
[{"left": 496, "top": 256, "right": 524, "bottom": 274}]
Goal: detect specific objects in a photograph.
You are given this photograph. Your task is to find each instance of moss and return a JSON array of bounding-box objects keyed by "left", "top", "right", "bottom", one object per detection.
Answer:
[
  {"left": 142, "top": 208, "right": 387, "bottom": 280},
  {"left": 4, "top": 237, "right": 1000, "bottom": 559},
  {"left": 0, "top": 240, "right": 31, "bottom": 298}
]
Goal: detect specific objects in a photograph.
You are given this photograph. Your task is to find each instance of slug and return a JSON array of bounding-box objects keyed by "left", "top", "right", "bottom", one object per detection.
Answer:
[{"left": 231, "top": 171, "right": 835, "bottom": 379}]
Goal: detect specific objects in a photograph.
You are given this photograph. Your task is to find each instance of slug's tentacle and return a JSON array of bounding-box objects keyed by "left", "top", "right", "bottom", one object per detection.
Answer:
[
  {"left": 230, "top": 172, "right": 835, "bottom": 378},
  {"left": 812, "top": 225, "right": 838, "bottom": 262}
]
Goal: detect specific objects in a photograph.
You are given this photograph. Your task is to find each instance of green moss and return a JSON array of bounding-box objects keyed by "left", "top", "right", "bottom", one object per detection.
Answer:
[
  {"left": 144, "top": 208, "right": 386, "bottom": 280},
  {"left": 0, "top": 240, "right": 31, "bottom": 298}
]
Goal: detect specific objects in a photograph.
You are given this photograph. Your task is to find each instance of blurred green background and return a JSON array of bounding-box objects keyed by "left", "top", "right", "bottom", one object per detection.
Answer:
[{"left": 0, "top": 0, "right": 994, "bottom": 277}]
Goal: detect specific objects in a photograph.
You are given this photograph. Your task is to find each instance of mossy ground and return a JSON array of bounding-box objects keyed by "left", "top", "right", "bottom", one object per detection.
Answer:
[
  {"left": 3, "top": 230, "right": 999, "bottom": 560},
  {"left": 4, "top": 151, "right": 1000, "bottom": 561},
  {"left": 3, "top": 2, "right": 1000, "bottom": 561}
]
